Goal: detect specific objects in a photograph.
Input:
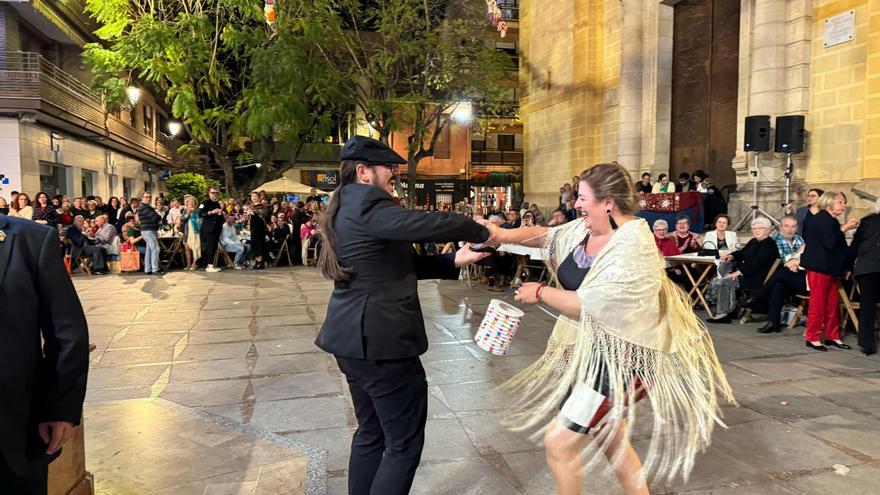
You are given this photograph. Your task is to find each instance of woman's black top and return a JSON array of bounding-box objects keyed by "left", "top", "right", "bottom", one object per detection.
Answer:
[
  {"left": 0, "top": 207, "right": 8, "bottom": 216},
  {"left": 850, "top": 213, "right": 880, "bottom": 277},
  {"left": 730, "top": 237, "right": 779, "bottom": 290},
  {"left": 558, "top": 234, "right": 594, "bottom": 290},
  {"left": 801, "top": 210, "right": 848, "bottom": 277}
]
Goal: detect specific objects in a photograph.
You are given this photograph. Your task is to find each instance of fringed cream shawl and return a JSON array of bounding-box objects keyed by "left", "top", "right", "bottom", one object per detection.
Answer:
[{"left": 501, "top": 217, "right": 735, "bottom": 483}]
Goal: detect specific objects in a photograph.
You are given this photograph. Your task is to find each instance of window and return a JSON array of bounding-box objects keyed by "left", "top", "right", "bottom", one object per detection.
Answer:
[
  {"left": 143, "top": 105, "right": 154, "bottom": 137},
  {"left": 472, "top": 138, "right": 486, "bottom": 151},
  {"left": 39, "top": 162, "right": 69, "bottom": 196},
  {"left": 498, "top": 134, "right": 515, "bottom": 151},
  {"left": 81, "top": 169, "right": 97, "bottom": 197},
  {"left": 123, "top": 177, "right": 134, "bottom": 201}
]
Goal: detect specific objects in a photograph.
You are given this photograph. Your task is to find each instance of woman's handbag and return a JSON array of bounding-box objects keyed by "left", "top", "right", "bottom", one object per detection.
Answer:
[
  {"left": 699, "top": 240, "right": 719, "bottom": 258},
  {"left": 120, "top": 242, "right": 141, "bottom": 272}
]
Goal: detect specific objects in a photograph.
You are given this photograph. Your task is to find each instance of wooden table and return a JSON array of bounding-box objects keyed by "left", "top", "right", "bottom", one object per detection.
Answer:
[
  {"left": 158, "top": 235, "right": 185, "bottom": 270},
  {"left": 499, "top": 244, "right": 548, "bottom": 284},
  {"left": 666, "top": 254, "right": 719, "bottom": 318}
]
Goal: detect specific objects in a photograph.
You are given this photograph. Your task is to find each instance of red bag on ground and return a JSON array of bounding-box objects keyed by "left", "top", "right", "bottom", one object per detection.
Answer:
[{"left": 120, "top": 242, "right": 140, "bottom": 272}]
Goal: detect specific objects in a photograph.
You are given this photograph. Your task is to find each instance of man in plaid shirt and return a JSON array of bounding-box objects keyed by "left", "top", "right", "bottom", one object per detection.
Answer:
[
  {"left": 772, "top": 215, "right": 805, "bottom": 261},
  {"left": 749, "top": 215, "right": 808, "bottom": 333}
]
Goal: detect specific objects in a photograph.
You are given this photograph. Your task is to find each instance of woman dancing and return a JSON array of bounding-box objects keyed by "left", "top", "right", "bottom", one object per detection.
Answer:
[{"left": 483, "top": 163, "right": 734, "bottom": 494}]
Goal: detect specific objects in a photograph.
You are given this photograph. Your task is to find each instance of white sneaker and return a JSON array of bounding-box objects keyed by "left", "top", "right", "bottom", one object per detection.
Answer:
[
  {"left": 234, "top": 264, "right": 243, "bottom": 270},
  {"left": 206, "top": 265, "right": 221, "bottom": 273}
]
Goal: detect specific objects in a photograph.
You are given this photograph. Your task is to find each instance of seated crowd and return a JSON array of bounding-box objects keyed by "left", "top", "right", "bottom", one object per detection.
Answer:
[{"left": 1, "top": 187, "right": 328, "bottom": 274}]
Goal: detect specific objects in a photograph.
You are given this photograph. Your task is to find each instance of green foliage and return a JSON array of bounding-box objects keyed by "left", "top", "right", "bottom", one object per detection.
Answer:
[
  {"left": 165, "top": 172, "right": 214, "bottom": 201},
  {"left": 82, "top": 0, "right": 344, "bottom": 195}
]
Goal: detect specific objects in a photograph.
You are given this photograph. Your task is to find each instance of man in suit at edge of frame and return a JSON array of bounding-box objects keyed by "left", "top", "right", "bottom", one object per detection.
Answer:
[
  {"left": 315, "top": 136, "right": 494, "bottom": 494},
  {"left": 0, "top": 215, "right": 90, "bottom": 494}
]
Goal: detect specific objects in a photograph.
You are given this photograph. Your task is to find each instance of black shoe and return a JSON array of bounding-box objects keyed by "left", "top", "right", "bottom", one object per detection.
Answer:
[
  {"left": 824, "top": 340, "right": 852, "bottom": 350},
  {"left": 861, "top": 348, "right": 877, "bottom": 356},
  {"left": 757, "top": 322, "right": 782, "bottom": 334},
  {"left": 152, "top": 271, "right": 166, "bottom": 276},
  {"left": 706, "top": 314, "right": 732, "bottom": 324},
  {"left": 805, "top": 341, "right": 828, "bottom": 352}
]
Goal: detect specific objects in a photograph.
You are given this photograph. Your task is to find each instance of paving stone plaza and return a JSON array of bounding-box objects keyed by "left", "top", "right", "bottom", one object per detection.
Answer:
[{"left": 79, "top": 268, "right": 880, "bottom": 494}]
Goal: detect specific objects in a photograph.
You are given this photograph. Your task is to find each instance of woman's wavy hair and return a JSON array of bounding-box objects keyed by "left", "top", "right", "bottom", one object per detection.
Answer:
[{"left": 578, "top": 163, "right": 639, "bottom": 215}]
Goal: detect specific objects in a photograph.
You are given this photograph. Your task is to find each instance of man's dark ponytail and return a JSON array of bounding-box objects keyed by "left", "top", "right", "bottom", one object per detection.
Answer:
[{"left": 318, "top": 160, "right": 361, "bottom": 281}]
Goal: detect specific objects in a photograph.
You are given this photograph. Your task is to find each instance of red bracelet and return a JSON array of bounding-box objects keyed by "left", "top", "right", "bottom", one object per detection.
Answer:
[{"left": 536, "top": 284, "right": 545, "bottom": 302}]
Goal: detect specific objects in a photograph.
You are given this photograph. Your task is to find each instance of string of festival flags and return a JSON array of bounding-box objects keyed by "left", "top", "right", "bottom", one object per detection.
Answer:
[
  {"left": 487, "top": 0, "right": 509, "bottom": 38},
  {"left": 264, "top": 1, "right": 508, "bottom": 39}
]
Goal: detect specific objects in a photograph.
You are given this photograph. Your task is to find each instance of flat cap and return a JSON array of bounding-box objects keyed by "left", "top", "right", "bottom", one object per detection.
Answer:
[{"left": 340, "top": 135, "right": 406, "bottom": 165}]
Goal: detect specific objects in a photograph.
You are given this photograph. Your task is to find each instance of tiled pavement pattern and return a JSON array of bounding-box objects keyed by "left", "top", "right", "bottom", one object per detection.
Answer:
[{"left": 77, "top": 268, "right": 880, "bottom": 494}]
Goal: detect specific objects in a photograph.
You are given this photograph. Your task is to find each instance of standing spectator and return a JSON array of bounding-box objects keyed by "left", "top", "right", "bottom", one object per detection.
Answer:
[
  {"left": 0, "top": 215, "right": 89, "bottom": 494},
  {"left": 136, "top": 191, "right": 164, "bottom": 276},
  {"left": 571, "top": 175, "right": 580, "bottom": 195},
  {"left": 106, "top": 197, "right": 121, "bottom": 225},
  {"left": 849, "top": 198, "right": 880, "bottom": 355},
  {"left": 672, "top": 215, "right": 702, "bottom": 254},
  {"left": 636, "top": 172, "right": 653, "bottom": 194},
  {"left": 559, "top": 183, "right": 572, "bottom": 206},
  {"left": 10, "top": 192, "right": 33, "bottom": 220},
  {"left": 289, "top": 201, "right": 309, "bottom": 265},
  {"left": 652, "top": 173, "right": 675, "bottom": 193},
  {"left": 94, "top": 196, "right": 109, "bottom": 215},
  {"left": 65, "top": 215, "right": 108, "bottom": 274},
  {"left": 800, "top": 192, "right": 858, "bottom": 351},
  {"left": 199, "top": 187, "right": 225, "bottom": 273},
  {"left": 785, "top": 188, "right": 824, "bottom": 236},
  {"left": 248, "top": 192, "right": 269, "bottom": 269},
  {"left": 32, "top": 192, "right": 60, "bottom": 226},
  {"left": 0, "top": 197, "right": 8, "bottom": 215},
  {"left": 300, "top": 215, "right": 318, "bottom": 265},
  {"left": 220, "top": 214, "right": 249, "bottom": 269},
  {"left": 179, "top": 195, "right": 202, "bottom": 271}
]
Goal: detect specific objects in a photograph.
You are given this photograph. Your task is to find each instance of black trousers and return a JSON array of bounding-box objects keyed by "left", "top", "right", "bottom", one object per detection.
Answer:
[
  {"left": 203, "top": 227, "right": 221, "bottom": 267},
  {"left": 0, "top": 455, "right": 47, "bottom": 495},
  {"left": 753, "top": 269, "right": 807, "bottom": 325},
  {"left": 335, "top": 356, "right": 428, "bottom": 495},
  {"left": 857, "top": 273, "right": 880, "bottom": 352},
  {"left": 291, "top": 237, "right": 303, "bottom": 265}
]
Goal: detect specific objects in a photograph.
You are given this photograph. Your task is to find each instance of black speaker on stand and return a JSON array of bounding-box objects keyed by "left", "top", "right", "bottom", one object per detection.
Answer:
[
  {"left": 744, "top": 115, "right": 771, "bottom": 152},
  {"left": 775, "top": 115, "right": 806, "bottom": 214},
  {"left": 733, "top": 115, "right": 778, "bottom": 231}
]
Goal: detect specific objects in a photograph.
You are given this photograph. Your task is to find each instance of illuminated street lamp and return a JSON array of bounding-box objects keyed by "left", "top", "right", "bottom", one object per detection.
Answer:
[
  {"left": 451, "top": 102, "right": 473, "bottom": 124},
  {"left": 126, "top": 86, "right": 141, "bottom": 106},
  {"left": 167, "top": 121, "right": 183, "bottom": 137}
]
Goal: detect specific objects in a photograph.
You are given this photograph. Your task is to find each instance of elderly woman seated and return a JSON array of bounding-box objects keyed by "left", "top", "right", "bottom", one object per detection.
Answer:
[
  {"left": 706, "top": 217, "right": 779, "bottom": 323},
  {"left": 653, "top": 219, "right": 681, "bottom": 256}
]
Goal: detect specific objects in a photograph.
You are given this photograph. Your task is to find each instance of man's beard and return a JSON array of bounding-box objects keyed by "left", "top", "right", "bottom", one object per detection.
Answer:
[{"left": 370, "top": 175, "right": 395, "bottom": 192}]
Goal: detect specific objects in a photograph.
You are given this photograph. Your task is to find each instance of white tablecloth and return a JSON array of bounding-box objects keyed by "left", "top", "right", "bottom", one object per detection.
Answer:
[{"left": 498, "top": 244, "right": 544, "bottom": 261}]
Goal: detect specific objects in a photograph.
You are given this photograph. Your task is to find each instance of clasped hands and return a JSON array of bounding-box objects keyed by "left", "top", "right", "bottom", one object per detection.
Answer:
[{"left": 453, "top": 218, "right": 503, "bottom": 268}]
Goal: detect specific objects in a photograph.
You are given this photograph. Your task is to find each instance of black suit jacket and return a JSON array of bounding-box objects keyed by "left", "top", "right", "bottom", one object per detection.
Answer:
[
  {"left": 731, "top": 236, "right": 779, "bottom": 290},
  {"left": 801, "top": 210, "right": 848, "bottom": 277},
  {"left": 850, "top": 213, "right": 880, "bottom": 277},
  {"left": 0, "top": 216, "right": 89, "bottom": 475},
  {"left": 315, "top": 184, "right": 489, "bottom": 360}
]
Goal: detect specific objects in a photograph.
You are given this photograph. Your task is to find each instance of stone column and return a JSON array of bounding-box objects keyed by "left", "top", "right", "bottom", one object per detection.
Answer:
[
  {"left": 730, "top": 0, "right": 810, "bottom": 227},
  {"left": 617, "top": 0, "right": 674, "bottom": 177}
]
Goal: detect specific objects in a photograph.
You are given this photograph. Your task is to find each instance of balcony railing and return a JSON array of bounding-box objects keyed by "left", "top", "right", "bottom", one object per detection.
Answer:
[
  {"left": 471, "top": 150, "right": 523, "bottom": 165},
  {"left": 0, "top": 51, "right": 174, "bottom": 163}
]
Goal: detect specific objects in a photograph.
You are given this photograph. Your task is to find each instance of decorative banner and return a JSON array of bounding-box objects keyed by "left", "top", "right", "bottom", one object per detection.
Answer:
[{"left": 265, "top": 0, "right": 277, "bottom": 31}]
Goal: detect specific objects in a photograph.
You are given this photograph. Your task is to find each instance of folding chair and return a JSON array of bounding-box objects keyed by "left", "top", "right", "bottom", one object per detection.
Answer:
[
  {"left": 273, "top": 237, "right": 293, "bottom": 267},
  {"left": 740, "top": 258, "right": 781, "bottom": 323},
  {"left": 213, "top": 246, "right": 237, "bottom": 268},
  {"left": 63, "top": 239, "right": 92, "bottom": 276}
]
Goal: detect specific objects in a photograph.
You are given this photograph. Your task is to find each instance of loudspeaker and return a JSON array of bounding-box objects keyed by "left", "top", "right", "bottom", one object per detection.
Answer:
[
  {"left": 775, "top": 115, "right": 805, "bottom": 153},
  {"left": 744, "top": 115, "right": 771, "bottom": 152}
]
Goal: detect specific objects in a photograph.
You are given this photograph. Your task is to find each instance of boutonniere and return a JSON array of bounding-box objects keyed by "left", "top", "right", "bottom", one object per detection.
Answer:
[{"left": 0, "top": 230, "right": 5, "bottom": 242}]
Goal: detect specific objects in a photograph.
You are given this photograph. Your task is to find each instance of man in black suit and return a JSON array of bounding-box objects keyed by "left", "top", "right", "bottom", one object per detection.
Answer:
[
  {"left": 315, "top": 136, "right": 492, "bottom": 495},
  {"left": 0, "top": 215, "right": 89, "bottom": 494},
  {"left": 199, "top": 186, "right": 225, "bottom": 272}
]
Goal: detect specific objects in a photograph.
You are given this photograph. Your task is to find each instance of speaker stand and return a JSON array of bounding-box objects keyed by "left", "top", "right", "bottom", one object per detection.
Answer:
[
  {"left": 732, "top": 152, "right": 781, "bottom": 232},
  {"left": 771, "top": 152, "right": 795, "bottom": 219}
]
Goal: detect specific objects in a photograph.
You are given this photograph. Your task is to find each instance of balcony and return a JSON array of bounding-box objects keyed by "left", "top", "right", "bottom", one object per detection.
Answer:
[
  {"left": 0, "top": 51, "right": 176, "bottom": 165},
  {"left": 471, "top": 149, "right": 523, "bottom": 166}
]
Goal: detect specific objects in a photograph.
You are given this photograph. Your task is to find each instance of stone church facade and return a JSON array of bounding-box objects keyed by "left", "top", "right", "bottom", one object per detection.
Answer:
[{"left": 520, "top": 0, "right": 880, "bottom": 220}]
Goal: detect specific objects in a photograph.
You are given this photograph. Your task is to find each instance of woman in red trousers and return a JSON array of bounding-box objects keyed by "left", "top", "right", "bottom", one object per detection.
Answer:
[{"left": 799, "top": 192, "right": 859, "bottom": 351}]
